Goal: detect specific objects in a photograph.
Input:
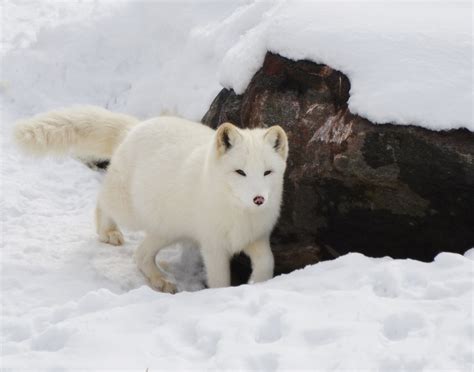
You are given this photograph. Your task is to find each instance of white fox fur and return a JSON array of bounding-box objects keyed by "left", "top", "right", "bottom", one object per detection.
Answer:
[
  {"left": 14, "top": 106, "right": 289, "bottom": 293},
  {"left": 14, "top": 106, "right": 139, "bottom": 160}
]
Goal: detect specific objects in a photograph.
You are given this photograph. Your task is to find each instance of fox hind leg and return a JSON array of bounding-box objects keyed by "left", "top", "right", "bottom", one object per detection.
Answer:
[
  {"left": 135, "top": 235, "right": 177, "bottom": 294},
  {"left": 96, "top": 205, "right": 124, "bottom": 246}
]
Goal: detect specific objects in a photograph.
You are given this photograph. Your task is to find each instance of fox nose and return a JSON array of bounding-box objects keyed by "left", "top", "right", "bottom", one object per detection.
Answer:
[{"left": 253, "top": 195, "right": 265, "bottom": 206}]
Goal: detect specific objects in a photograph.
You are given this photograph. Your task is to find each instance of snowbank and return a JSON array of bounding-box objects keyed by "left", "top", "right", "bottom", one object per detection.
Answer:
[
  {"left": 218, "top": 1, "right": 473, "bottom": 130},
  {"left": 3, "top": 167, "right": 474, "bottom": 370},
  {"left": 1, "top": 1, "right": 248, "bottom": 121},
  {"left": 2, "top": 1, "right": 472, "bottom": 130},
  {"left": 2, "top": 114, "right": 473, "bottom": 369}
]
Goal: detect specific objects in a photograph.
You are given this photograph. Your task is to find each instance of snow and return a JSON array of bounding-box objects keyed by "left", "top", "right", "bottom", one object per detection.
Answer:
[
  {"left": 1, "top": 1, "right": 473, "bottom": 370},
  {"left": 219, "top": 1, "right": 473, "bottom": 131},
  {"left": 2, "top": 0, "right": 472, "bottom": 130},
  {"left": 1, "top": 0, "right": 246, "bottom": 121}
]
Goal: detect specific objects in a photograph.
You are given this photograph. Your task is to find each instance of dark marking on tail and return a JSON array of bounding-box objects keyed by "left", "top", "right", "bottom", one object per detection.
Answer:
[{"left": 81, "top": 159, "right": 110, "bottom": 172}]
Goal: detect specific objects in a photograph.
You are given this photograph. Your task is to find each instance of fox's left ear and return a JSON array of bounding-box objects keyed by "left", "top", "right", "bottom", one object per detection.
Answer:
[{"left": 264, "top": 125, "right": 288, "bottom": 160}]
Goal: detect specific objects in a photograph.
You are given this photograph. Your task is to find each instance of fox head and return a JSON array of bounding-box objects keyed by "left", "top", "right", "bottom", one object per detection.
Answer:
[{"left": 213, "top": 122, "right": 288, "bottom": 211}]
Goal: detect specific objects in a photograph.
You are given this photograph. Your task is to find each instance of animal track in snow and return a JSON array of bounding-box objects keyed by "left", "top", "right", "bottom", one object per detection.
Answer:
[
  {"left": 378, "top": 354, "right": 426, "bottom": 371},
  {"left": 370, "top": 268, "right": 400, "bottom": 298},
  {"left": 245, "top": 353, "right": 278, "bottom": 371},
  {"left": 175, "top": 320, "right": 222, "bottom": 358},
  {"left": 242, "top": 292, "right": 270, "bottom": 315},
  {"left": 303, "top": 327, "right": 345, "bottom": 346},
  {"left": 255, "top": 312, "right": 283, "bottom": 343},
  {"left": 382, "top": 312, "right": 425, "bottom": 341}
]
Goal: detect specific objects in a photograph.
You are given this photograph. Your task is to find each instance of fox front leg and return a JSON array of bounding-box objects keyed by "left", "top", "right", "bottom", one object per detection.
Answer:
[
  {"left": 244, "top": 237, "right": 274, "bottom": 284},
  {"left": 201, "top": 244, "right": 231, "bottom": 288}
]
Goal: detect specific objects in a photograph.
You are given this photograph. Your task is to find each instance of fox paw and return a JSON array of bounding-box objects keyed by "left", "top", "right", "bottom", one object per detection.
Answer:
[
  {"left": 99, "top": 230, "right": 124, "bottom": 246},
  {"left": 149, "top": 274, "right": 177, "bottom": 294}
]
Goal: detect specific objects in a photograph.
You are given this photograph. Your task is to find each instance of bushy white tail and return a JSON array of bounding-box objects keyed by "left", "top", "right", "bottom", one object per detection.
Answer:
[{"left": 14, "top": 106, "right": 139, "bottom": 160}]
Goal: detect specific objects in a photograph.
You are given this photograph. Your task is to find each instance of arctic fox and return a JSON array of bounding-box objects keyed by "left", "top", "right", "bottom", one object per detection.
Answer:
[{"left": 14, "top": 106, "right": 289, "bottom": 293}]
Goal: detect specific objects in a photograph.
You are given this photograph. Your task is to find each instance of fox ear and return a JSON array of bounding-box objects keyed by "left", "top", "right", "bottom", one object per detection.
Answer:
[
  {"left": 264, "top": 125, "right": 288, "bottom": 160},
  {"left": 215, "top": 122, "right": 242, "bottom": 156}
]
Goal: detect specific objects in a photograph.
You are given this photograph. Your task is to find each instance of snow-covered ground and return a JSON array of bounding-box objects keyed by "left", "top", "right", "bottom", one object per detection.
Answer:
[{"left": 1, "top": 1, "right": 473, "bottom": 370}]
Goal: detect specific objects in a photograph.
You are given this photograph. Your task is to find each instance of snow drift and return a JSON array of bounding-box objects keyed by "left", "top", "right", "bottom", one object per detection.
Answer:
[{"left": 2, "top": 0, "right": 472, "bottom": 130}]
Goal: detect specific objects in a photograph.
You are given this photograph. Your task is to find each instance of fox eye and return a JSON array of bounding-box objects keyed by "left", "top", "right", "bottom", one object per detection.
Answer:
[
  {"left": 264, "top": 170, "right": 273, "bottom": 176},
  {"left": 235, "top": 169, "right": 246, "bottom": 176}
]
